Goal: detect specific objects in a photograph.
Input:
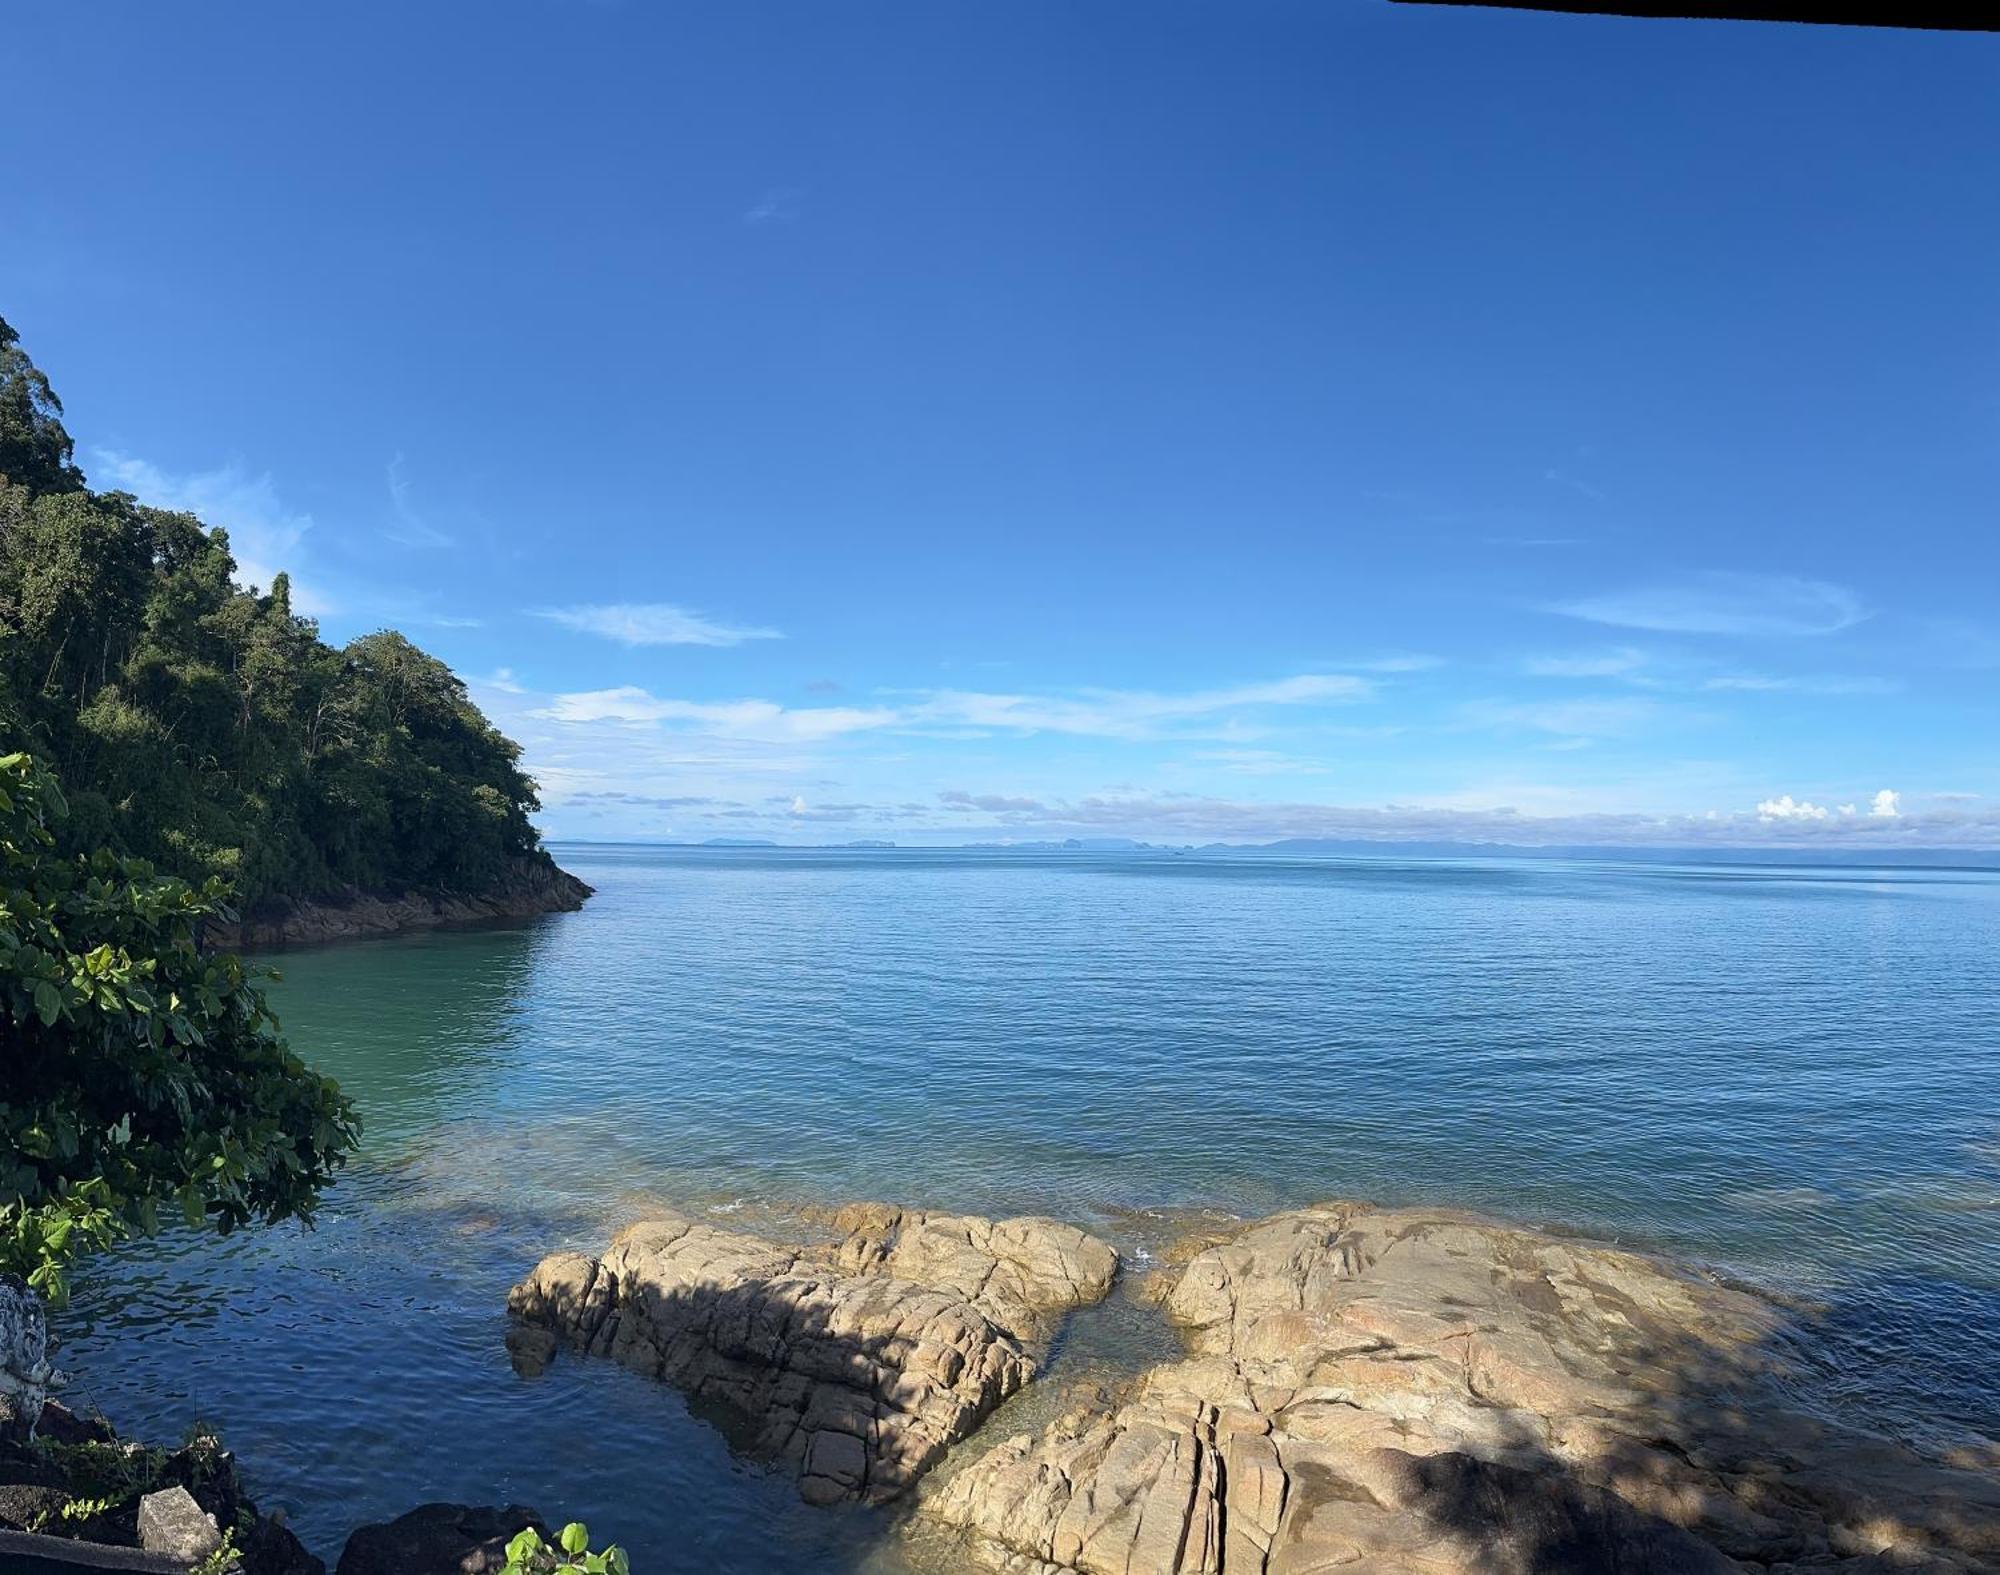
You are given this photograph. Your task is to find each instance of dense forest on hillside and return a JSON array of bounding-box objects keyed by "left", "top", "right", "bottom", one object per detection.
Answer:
[{"left": 0, "top": 316, "right": 551, "bottom": 905}]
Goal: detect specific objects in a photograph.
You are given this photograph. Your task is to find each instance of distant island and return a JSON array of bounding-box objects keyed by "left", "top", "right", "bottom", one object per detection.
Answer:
[
  {"left": 551, "top": 835, "right": 1996, "bottom": 869},
  {"left": 0, "top": 317, "right": 586, "bottom": 944}
]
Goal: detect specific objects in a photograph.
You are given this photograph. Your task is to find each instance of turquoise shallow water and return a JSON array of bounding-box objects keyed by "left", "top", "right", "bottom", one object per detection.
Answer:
[{"left": 58, "top": 846, "right": 2000, "bottom": 1569}]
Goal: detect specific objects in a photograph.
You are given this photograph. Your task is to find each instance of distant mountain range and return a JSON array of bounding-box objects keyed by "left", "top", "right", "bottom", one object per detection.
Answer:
[{"left": 555, "top": 836, "right": 1998, "bottom": 868}]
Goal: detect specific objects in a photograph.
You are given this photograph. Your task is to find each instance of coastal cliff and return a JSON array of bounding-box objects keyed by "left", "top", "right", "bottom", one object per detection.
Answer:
[{"left": 205, "top": 855, "right": 592, "bottom": 951}]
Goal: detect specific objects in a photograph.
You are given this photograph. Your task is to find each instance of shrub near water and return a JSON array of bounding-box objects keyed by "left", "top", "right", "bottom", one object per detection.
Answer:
[
  {"left": 0, "top": 749, "right": 359, "bottom": 1308},
  {"left": 502, "top": 1522, "right": 630, "bottom": 1575}
]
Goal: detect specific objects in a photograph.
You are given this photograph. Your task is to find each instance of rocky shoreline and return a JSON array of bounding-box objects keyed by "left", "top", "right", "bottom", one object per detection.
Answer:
[
  {"left": 15, "top": 1196, "right": 1997, "bottom": 1572},
  {"left": 203, "top": 856, "right": 592, "bottom": 952},
  {"left": 0, "top": 1401, "right": 321, "bottom": 1575},
  {"left": 0, "top": 1400, "right": 551, "bottom": 1575},
  {"left": 510, "top": 1198, "right": 2000, "bottom": 1574}
]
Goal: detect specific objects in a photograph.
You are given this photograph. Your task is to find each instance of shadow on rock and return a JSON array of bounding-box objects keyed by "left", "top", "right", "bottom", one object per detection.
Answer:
[
  {"left": 505, "top": 1207, "right": 1118, "bottom": 1508},
  {"left": 921, "top": 1202, "right": 2000, "bottom": 1574}
]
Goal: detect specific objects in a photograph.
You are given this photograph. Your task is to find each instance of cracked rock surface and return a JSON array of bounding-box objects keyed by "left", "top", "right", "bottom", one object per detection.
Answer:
[
  {"left": 925, "top": 1203, "right": 2000, "bottom": 1574},
  {"left": 506, "top": 1207, "right": 1117, "bottom": 1505}
]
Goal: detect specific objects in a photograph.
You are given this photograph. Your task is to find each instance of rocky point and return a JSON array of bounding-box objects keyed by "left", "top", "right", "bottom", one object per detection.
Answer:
[{"left": 506, "top": 1205, "right": 1118, "bottom": 1507}]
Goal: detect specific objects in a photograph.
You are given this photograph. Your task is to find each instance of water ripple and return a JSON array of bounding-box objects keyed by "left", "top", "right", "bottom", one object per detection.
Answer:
[{"left": 58, "top": 848, "right": 2000, "bottom": 1570}]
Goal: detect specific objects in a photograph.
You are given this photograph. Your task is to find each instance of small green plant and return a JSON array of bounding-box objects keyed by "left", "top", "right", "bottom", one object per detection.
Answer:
[
  {"left": 23, "top": 1489, "right": 127, "bottom": 1534},
  {"left": 501, "top": 1522, "right": 629, "bottom": 1575},
  {"left": 30, "top": 1437, "right": 160, "bottom": 1502},
  {"left": 189, "top": 1527, "right": 240, "bottom": 1575}
]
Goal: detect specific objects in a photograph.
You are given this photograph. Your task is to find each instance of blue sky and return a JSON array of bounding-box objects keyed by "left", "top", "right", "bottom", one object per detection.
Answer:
[{"left": 6, "top": 2, "right": 1998, "bottom": 847}]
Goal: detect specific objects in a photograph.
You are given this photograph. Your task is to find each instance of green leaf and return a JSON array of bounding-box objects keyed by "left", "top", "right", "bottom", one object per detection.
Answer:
[
  {"left": 33, "top": 980, "right": 61, "bottom": 1025},
  {"left": 559, "top": 1524, "right": 588, "bottom": 1557}
]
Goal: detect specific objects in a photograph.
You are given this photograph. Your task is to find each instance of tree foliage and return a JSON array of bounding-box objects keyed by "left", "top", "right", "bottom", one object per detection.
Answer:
[
  {"left": 0, "top": 317, "right": 83, "bottom": 497},
  {"left": 0, "top": 318, "right": 547, "bottom": 905},
  {"left": 0, "top": 752, "right": 359, "bottom": 1302}
]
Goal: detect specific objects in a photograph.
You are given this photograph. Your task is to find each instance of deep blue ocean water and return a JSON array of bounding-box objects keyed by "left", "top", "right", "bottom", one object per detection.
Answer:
[{"left": 58, "top": 847, "right": 2000, "bottom": 1569}]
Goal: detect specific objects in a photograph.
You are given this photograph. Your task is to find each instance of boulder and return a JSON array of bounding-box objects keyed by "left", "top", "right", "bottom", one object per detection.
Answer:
[
  {"left": 820, "top": 1205, "right": 1119, "bottom": 1336},
  {"left": 236, "top": 1515, "right": 326, "bottom": 1575},
  {"left": 137, "top": 1487, "right": 223, "bottom": 1564},
  {"left": 927, "top": 1202, "right": 2000, "bottom": 1573},
  {"left": 335, "top": 1505, "right": 548, "bottom": 1575},
  {"left": 35, "top": 1401, "right": 117, "bottom": 1447},
  {"left": 501, "top": 1325, "right": 557, "bottom": 1378},
  {"left": 507, "top": 1207, "right": 1119, "bottom": 1505}
]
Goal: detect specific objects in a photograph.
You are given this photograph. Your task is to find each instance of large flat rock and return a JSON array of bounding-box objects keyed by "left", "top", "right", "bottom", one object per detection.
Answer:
[
  {"left": 818, "top": 1204, "right": 1119, "bottom": 1336},
  {"left": 927, "top": 1202, "right": 2000, "bottom": 1573},
  {"left": 507, "top": 1208, "right": 1118, "bottom": 1506}
]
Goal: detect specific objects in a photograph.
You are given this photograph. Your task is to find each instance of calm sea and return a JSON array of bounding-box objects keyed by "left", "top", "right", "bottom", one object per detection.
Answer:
[{"left": 60, "top": 847, "right": 2000, "bottom": 1570}]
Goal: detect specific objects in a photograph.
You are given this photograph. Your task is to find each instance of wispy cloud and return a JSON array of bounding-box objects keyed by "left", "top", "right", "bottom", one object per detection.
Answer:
[
  {"left": 538, "top": 603, "right": 784, "bottom": 647},
  {"left": 568, "top": 791, "right": 719, "bottom": 810},
  {"left": 940, "top": 790, "right": 1047, "bottom": 813},
  {"left": 743, "top": 187, "right": 802, "bottom": 224},
  {"left": 1183, "top": 748, "right": 1336, "bottom": 777},
  {"left": 1462, "top": 696, "right": 1666, "bottom": 740},
  {"left": 91, "top": 448, "right": 331, "bottom": 616},
  {"left": 384, "top": 454, "right": 454, "bottom": 548},
  {"left": 1350, "top": 654, "right": 1445, "bottom": 673},
  {"left": 1555, "top": 574, "right": 1868, "bottom": 638},
  {"left": 902, "top": 674, "right": 1372, "bottom": 740},
  {"left": 1916, "top": 618, "right": 2000, "bottom": 670},
  {"left": 1701, "top": 673, "right": 1897, "bottom": 696},
  {"left": 1543, "top": 468, "right": 1605, "bottom": 501},
  {"left": 1523, "top": 647, "right": 1649, "bottom": 679},
  {"left": 527, "top": 672, "right": 1377, "bottom": 747},
  {"left": 535, "top": 687, "right": 897, "bottom": 740},
  {"left": 1522, "top": 648, "right": 1894, "bottom": 698}
]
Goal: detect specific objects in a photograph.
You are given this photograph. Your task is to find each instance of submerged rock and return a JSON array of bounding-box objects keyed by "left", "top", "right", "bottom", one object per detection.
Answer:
[
  {"left": 506, "top": 1208, "right": 1118, "bottom": 1505},
  {"left": 926, "top": 1202, "right": 2000, "bottom": 1574},
  {"left": 335, "top": 1504, "right": 549, "bottom": 1575}
]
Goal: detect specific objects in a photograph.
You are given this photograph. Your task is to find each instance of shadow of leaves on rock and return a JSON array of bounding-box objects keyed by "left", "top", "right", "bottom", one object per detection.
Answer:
[{"left": 923, "top": 1203, "right": 2000, "bottom": 1574}]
